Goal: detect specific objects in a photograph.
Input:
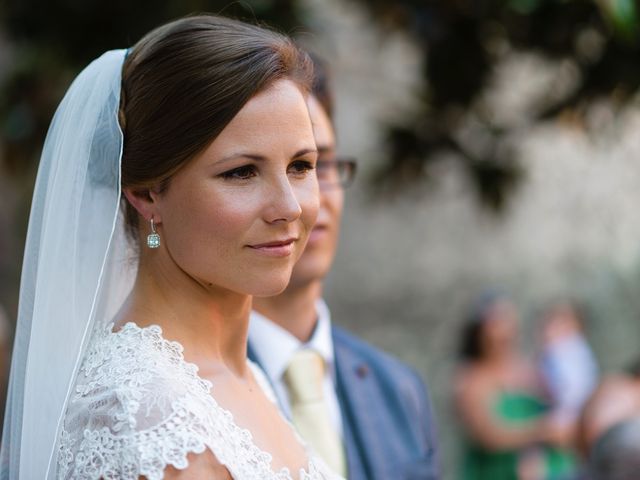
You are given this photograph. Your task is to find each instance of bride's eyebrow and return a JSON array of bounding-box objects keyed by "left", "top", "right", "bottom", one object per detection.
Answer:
[
  {"left": 218, "top": 153, "right": 265, "bottom": 164},
  {"left": 217, "top": 148, "right": 318, "bottom": 165}
]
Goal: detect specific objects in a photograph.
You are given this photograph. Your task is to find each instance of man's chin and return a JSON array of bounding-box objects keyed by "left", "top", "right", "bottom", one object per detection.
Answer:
[{"left": 288, "top": 259, "right": 332, "bottom": 289}]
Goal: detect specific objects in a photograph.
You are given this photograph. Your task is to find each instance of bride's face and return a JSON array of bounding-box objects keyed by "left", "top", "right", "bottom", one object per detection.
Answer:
[{"left": 153, "top": 79, "right": 319, "bottom": 296}]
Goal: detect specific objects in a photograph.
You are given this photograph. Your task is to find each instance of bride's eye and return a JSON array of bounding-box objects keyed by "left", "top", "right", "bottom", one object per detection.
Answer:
[
  {"left": 220, "top": 165, "right": 257, "bottom": 180},
  {"left": 288, "top": 159, "right": 315, "bottom": 176}
]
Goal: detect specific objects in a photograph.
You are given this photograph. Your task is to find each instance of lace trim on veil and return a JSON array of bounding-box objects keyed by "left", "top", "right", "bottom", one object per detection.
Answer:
[{"left": 57, "top": 322, "right": 330, "bottom": 480}]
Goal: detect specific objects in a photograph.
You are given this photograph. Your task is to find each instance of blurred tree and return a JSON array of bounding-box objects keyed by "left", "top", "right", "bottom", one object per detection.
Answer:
[{"left": 352, "top": 0, "right": 640, "bottom": 212}]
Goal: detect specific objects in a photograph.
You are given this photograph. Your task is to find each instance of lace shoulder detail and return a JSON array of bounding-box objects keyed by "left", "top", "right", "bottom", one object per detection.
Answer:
[{"left": 58, "top": 322, "right": 342, "bottom": 480}]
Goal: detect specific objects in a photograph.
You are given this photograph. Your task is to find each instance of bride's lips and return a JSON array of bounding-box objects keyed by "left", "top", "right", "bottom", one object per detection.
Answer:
[{"left": 247, "top": 238, "right": 297, "bottom": 257}]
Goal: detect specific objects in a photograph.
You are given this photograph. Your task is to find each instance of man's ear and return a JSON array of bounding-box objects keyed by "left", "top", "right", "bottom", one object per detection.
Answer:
[{"left": 123, "top": 188, "right": 161, "bottom": 223}]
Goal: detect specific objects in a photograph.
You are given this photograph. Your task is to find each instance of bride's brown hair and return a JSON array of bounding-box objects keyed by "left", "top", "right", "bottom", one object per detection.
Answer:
[{"left": 119, "top": 14, "right": 313, "bottom": 234}]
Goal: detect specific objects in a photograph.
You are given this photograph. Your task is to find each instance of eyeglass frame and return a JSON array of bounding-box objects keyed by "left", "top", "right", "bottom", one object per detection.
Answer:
[{"left": 316, "top": 157, "right": 357, "bottom": 190}]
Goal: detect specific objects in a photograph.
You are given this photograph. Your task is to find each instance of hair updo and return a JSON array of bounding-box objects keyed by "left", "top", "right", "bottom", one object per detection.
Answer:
[{"left": 119, "top": 15, "right": 313, "bottom": 234}]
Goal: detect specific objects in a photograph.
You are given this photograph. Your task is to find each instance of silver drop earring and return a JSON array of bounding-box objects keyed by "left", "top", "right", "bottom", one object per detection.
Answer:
[{"left": 147, "top": 218, "right": 160, "bottom": 249}]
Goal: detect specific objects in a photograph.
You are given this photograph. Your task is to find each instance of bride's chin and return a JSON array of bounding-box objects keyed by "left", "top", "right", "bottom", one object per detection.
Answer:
[{"left": 246, "top": 274, "right": 292, "bottom": 298}]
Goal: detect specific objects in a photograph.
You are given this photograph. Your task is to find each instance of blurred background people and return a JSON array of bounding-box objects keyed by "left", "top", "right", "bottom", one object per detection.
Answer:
[
  {"left": 454, "top": 292, "right": 578, "bottom": 480},
  {"left": 537, "top": 301, "right": 598, "bottom": 436},
  {"left": 579, "top": 358, "right": 640, "bottom": 454},
  {"left": 250, "top": 54, "right": 440, "bottom": 480},
  {"left": 587, "top": 415, "right": 640, "bottom": 480}
]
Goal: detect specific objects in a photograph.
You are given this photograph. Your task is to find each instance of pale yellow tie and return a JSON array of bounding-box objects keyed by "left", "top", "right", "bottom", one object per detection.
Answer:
[{"left": 284, "top": 349, "right": 347, "bottom": 477}]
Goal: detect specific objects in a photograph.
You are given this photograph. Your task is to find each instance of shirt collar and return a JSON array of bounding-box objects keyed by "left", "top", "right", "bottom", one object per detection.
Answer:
[{"left": 249, "top": 299, "right": 335, "bottom": 382}]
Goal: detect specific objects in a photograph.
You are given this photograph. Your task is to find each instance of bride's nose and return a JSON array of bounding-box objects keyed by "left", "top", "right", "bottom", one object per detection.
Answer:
[{"left": 262, "top": 174, "right": 303, "bottom": 224}]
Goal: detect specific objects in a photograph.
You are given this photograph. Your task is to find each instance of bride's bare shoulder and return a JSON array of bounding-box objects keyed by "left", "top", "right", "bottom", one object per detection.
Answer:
[{"left": 157, "top": 449, "right": 233, "bottom": 480}]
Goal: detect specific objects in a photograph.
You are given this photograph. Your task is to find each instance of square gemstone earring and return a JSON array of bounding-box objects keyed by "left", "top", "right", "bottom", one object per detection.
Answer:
[{"left": 147, "top": 218, "right": 160, "bottom": 249}]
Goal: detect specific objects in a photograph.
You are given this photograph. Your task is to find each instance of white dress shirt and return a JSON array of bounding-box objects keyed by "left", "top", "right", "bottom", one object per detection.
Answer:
[{"left": 249, "top": 299, "right": 344, "bottom": 438}]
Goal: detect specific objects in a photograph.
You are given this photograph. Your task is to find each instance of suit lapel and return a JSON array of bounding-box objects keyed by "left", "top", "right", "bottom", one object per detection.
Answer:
[{"left": 333, "top": 330, "right": 390, "bottom": 480}]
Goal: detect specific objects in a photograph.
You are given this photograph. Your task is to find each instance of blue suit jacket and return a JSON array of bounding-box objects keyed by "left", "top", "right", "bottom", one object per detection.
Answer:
[{"left": 248, "top": 325, "right": 440, "bottom": 480}]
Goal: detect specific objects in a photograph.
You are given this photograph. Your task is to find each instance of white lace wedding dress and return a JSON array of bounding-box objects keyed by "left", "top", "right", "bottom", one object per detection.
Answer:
[{"left": 57, "top": 322, "right": 342, "bottom": 480}]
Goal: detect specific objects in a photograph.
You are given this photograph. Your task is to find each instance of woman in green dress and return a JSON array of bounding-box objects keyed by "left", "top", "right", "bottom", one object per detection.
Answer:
[{"left": 454, "top": 293, "right": 578, "bottom": 480}]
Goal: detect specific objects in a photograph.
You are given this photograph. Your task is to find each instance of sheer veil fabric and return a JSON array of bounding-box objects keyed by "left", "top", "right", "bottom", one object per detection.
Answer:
[{"left": 0, "top": 50, "right": 136, "bottom": 479}]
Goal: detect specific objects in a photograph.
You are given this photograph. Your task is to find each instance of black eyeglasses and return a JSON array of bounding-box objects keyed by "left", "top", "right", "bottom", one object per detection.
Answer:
[{"left": 316, "top": 158, "right": 357, "bottom": 189}]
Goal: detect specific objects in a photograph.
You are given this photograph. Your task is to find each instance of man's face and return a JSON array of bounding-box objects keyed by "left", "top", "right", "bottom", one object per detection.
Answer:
[{"left": 288, "top": 95, "right": 344, "bottom": 287}]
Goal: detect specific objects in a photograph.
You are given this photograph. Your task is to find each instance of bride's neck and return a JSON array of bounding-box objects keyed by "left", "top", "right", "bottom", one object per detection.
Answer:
[{"left": 117, "top": 254, "right": 251, "bottom": 377}]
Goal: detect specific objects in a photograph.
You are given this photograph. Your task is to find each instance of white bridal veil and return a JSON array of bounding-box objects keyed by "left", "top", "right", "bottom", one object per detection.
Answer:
[{"left": 1, "top": 49, "right": 137, "bottom": 479}]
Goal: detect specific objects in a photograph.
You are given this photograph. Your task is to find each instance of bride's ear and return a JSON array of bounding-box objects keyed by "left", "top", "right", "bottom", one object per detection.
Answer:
[{"left": 123, "top": 188, "right": 162, "bottom": 224}]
